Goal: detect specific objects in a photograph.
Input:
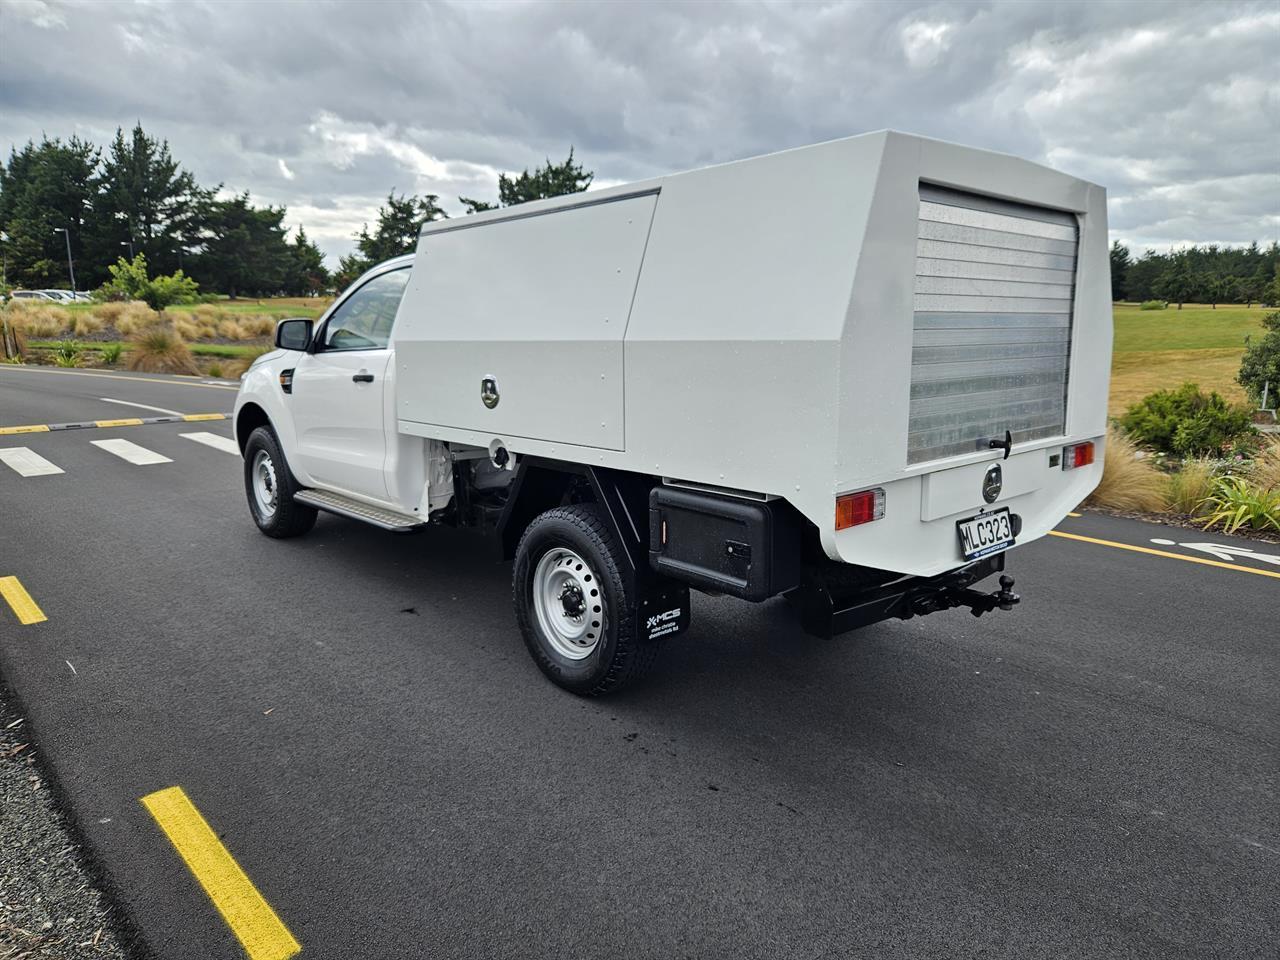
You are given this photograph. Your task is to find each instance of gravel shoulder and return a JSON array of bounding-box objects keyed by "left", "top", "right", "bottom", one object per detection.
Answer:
[{"left": 0, "top": 687, "right": 131, "bottom": 960}]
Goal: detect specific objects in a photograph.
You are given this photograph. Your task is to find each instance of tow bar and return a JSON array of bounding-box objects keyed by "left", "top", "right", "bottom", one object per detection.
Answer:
[{"left": 911, "top": 574, "right": 1020, "bottom": 619}]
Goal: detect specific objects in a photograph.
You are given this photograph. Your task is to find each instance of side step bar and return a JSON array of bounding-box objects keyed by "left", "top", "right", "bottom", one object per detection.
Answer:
[{"left": 293, "top": 489, "right": 427, "bottom": 533}]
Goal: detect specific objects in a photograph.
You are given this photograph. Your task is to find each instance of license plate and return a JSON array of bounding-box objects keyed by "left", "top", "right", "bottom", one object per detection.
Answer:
[{"left": 956, "top": 508, "right": 1015, "bottom": 560}]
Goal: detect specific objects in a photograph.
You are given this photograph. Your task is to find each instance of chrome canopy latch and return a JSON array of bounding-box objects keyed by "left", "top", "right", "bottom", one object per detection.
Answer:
[{"left": 986, "top": 429, "right": 1013, "bottom": 460}]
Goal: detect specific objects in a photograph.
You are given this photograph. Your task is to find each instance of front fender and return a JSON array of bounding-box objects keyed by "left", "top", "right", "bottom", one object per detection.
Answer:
[{"left": 233, "top": 352, "right": 309, "bottom": 484}]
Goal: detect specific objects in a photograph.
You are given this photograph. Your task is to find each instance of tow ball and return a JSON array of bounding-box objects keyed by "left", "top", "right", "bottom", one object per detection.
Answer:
[{"left": 908, "top": 574, "right": 1021, "bottom": 619}]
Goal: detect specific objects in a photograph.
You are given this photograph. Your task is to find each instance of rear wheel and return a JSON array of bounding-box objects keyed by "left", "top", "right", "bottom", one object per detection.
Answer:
[
  {"left": 514, "top": 504, "right": 662, "bottom": 696},
  {"left": 243, "top": 426, "right": 317, "bottom": 538}
]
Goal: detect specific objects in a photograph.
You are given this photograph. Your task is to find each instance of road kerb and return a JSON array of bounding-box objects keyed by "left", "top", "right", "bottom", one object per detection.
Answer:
[
  {"left": 140, "top": 786, "right": 300, "bottom": 960},
  {"left": 0, "top": 576, "right": 47, "bottom": 625}
]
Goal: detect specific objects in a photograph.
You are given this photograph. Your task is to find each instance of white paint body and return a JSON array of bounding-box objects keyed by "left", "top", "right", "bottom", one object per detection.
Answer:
[{"left": 236, "top": 131, "right": 1110, "bottom": 578}]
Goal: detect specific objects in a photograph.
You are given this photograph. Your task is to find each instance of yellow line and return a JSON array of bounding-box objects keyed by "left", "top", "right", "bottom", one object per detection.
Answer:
[
  {"left": 183, "top": 413, "right": 227, "bottom": 422},
  {"left": 0, "top": 366, "right": 238, "bottom": 390},
  {"left": 94, "top": 418, "right": 145, "bottom": 428},
  {"left": 1066, "top": 511, "right": 1082, "bottom": 517},
  {"left": 0, "top": 424, "right": 51, "bottom": 435},
  {"left": 0, "top": 576, "right": 47, "bottom": 625},
  {"left": 1048, "top": 530, "right": 1280, "bottom": 580},
  {"left": 140, "top": 786, "right": 300, "bottom": 960}
]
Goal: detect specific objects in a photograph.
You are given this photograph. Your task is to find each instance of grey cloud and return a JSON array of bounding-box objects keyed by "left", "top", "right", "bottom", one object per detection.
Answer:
[{"left": 0, "top": 0, "right": 1275, "bottom": 262}]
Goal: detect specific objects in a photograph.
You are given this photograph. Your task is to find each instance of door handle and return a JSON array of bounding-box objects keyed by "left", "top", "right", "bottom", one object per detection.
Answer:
[{"left": 352, "top": 372, "right": 374, "bottom": 383}]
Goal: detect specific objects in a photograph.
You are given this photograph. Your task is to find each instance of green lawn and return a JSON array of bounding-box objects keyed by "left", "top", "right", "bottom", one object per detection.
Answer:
[
  {"left": 1107, "top": 303, "right": 1272, "bottom": 416},
  {"left": 1111, "top": 303, "right": 1267, "bottom": 353}
]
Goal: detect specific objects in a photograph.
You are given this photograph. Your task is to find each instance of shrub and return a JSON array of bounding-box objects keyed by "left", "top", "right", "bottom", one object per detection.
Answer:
[
  {"left": 242, "top": 315, "right": 277, "bottom": 338},
  {"left": 100, "top": 342, "right": 124, "bottom": 365},
  {"left": 91, "top": 301, "right": 127, "bottom": 326},
  {"left": 1198, "top": 475, "right": 1280, "bottom": 534},
  {"left": 1119, "top": 382, "right": 1255, "bottom": 456},
  {"left": 1085, "top": 427, "right": 1168, "bottom": 512},
  {"left": 1252, "top": 439, "right": 1280, "bottom": 492},
  {"left": 169, "top": 311, "right": 201, "bottom": 341},
  {"left": 114, "top": 302, "right": 161, "bottom": 336},
  {"left": 70, "top": 312, "right": 105, "bottom": 335},
  {"left": 207, "top": 363, "right": 224, "bottom": 378},
  {"left": 1166, "top": 459, "right": 1216, "bottom": 515},
  {"left": 125, "top": 324, "right": 199, "bottom": 375},
  {"left": 217, "top": 317, "right": 252, "bottom": 340},
  {"left": 1139, "top": 300, "right": 1168, "bottom": 310},
  {"left": 53, "top": 339, "right": 82, "bottom": 367},
  {"left": 5, "top": 301, "right": 70, "bottom": 337},
  {"left": 1237, "top": 310, "right": 1280, "bottom": 408},
  {"left": 99, "top": 254, "right": 199, "bottom": 311}
]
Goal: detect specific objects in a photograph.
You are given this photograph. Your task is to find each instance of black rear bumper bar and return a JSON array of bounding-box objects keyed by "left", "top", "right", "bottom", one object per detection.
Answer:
[{"left": 800, "top": 552, "right": 1019, "bottom": 639}]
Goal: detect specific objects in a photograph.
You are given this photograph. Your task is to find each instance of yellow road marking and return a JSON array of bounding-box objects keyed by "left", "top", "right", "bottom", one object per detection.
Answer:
[
  {"left": 183, "top": 413, "right": 227, "bottom": 422},
  {"left": 1048, "top": 530, "right": 1280, "bottom": 580},
  {"left": 140, "top": 786, "right": 300, "bottom": 960},
  {"left": 1066, "top": 511, "right": 1082, "bottom": 517},
  {"left": 0, "top": 424, "right": 51, "bottom": 435},
  {"left": 0, "top": 576, "right": 47, "bottom": 625},
  {"left": 0, "top": 366, "right": 238, "bottom": 390},
  {"left": 94, "top": 418, "right": 145, "bottom": 428}
]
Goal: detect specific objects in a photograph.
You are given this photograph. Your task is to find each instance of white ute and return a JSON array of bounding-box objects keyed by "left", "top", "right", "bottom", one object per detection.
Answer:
[{"left": 234, "top": 130, "right": 1111, "bottom": 695}]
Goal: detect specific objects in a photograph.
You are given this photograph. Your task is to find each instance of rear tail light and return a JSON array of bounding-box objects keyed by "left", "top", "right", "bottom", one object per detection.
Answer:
[
  {"left": 1062, "top": 441, "right": 1094, "bottom": 470},
  {"left": 836, "top": 487, "right": 885, "bottom": 530}
]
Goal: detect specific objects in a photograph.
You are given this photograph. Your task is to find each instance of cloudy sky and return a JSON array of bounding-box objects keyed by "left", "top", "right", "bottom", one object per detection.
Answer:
[{"left": 1, "top": 0, "right": 1277, "bottom": 264}]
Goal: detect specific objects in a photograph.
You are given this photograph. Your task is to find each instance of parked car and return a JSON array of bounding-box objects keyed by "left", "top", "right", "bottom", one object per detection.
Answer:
[
  {"left": 8, "top": 289, "right": 64, "bottom": 302},
  {"left": 233, "top": 130, "right": 1111, "bottom": 695}
]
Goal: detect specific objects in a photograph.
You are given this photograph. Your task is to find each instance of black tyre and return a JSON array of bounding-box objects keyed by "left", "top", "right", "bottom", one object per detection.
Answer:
[
  {"left": 243, "top": 426, "right": 317, "bottom": 538},
  {"left": 513, "top": 504, "right": 662, "bottom": 696}
]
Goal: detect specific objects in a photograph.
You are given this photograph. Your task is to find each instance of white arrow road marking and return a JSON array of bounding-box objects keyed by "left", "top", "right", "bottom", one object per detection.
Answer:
[
  {"left": 99, "top": 397, "right": 184, "bottom": 416},
  {"left": 1150, "top": 538, "right": 1280, "bottom": 566},
  {"left": 91, "top": 438, "right": 173, "bottom": 465},
  {"left": 0, "top": 447, "right": 65, "bottom": 477},
  {"left": 180, "top": 431, "right": 239, "bottom": 455}
]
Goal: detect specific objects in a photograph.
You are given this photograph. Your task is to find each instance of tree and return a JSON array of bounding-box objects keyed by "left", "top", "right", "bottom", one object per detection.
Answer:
[
  {"left": 195, "top": 193, "right": 292, "bottom": 298},
  {"left": 458, "top": 148, "right": 594, "bottom": 214},
  {"left": 97, "top": 125, "right": 210, "bottom": 279},
  {"left": 283, "top": 226, "right": 329, "bottom": 296},
  {"left": 337, "top": 191, "right": 447, "bottom": 283},
  {"left": 0, "top": 137, "right": 101, "bottom": 289},
  {"left": 1154, "top": 253, "right": 1195, "bottom": 309},
  {"left": 1109, "top": 241, "right": 1130, "bottom": 301},
  {"left": 1238, "top": 311, "right": 1280, "bottom": 408}
]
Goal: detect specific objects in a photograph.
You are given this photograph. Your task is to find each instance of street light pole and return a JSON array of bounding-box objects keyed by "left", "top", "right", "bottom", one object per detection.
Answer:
[{"left": 53, "top": 227, "right": 76, "bottom": 295}]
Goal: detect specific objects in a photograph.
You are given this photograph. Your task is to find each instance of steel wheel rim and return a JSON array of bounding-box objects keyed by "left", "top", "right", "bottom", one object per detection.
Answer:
[
  {"left": 252, "top": 449, "right": 279, "bottom": 518},
  {"left": 532, "top": 547, "right": 604, "bottom": 660}
]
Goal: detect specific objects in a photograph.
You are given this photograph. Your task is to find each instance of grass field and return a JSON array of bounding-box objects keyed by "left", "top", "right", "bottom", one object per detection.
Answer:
[{"left": 1108, "top": 303, "right": 1268, "bottom": 417}]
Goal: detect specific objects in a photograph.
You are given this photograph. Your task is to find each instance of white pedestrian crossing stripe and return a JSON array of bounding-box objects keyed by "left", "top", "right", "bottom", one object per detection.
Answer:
[
  {"left": 91, "top": 438, "right": 173, "bottom": 465},
  {"left": 0, "top": 447, "right": 65, "bottom": 477},
  {"left": 180, "top": 431, "right": 238, "bottom": 454}
]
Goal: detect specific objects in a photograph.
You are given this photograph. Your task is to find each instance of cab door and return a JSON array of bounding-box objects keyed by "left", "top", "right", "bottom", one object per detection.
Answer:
[{"left": 289, "top": 265, "right": 411, "bottom": 501}]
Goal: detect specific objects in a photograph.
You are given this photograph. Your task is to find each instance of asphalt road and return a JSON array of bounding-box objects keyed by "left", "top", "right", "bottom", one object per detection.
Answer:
[{"left": 1, "top": 365, "right": 1277, "bottom": 960}]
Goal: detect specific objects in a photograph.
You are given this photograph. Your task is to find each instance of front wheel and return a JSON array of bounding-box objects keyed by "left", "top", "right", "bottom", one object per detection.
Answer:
[
  {"left": 513, "top": 504, "right": 663, "bottom": 696},
  {"left": 243, "top": 426, "right": 317, "bottom": 538}
]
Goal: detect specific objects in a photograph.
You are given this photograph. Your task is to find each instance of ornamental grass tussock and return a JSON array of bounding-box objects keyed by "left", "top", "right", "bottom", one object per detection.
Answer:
[
  {"left": 1085, "top": 426, "right": 1168, "bottom": 513},
  {"left": 125, "top": 322, "right": 199, "bottom": 376}
]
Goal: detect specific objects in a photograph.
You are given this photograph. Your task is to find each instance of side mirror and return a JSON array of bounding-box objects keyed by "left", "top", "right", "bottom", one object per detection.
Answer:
[{"left": 275, "top": 318, "right": 313, "bottom": 351}]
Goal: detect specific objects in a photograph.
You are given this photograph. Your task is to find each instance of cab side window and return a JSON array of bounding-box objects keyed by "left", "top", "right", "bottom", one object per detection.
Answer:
[{"left": 322, "top": 268, "right": 411, "bottom": 350}]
